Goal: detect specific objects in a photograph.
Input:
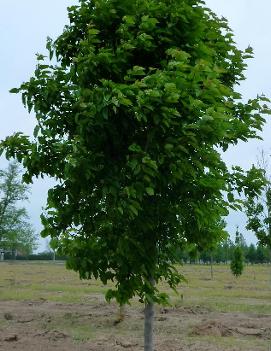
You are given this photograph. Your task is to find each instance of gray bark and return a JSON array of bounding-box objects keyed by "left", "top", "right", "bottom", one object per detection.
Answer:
[{"left": 144, "top": 300, "right": 154, "bottom": 351}]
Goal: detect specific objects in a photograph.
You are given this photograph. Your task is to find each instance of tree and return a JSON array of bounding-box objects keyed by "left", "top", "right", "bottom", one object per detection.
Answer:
[
  {"left": 1, "top": 208, "right": 37, "bottom": 257},
  {"left": 0, "top": 162, "right": 37, "bottom": 256},
  {"left": 1, "top": 0, "right": 269, "bottom": 349},
  {"left": 255, "top": 244, "right": 271, "bottom": 263},
  {"left": 213, "top": 239, "right": 234, "bottom": 263},
  {"left": 199, "top": 219, "right": 227, "bottom": 278},
  {"left": 246, "top": 243, "right": 257, "bottom": 264},
  {"left": 230, "top": 227, "right": 244, "bottom": 278},
  {"left": 245, "top": 151, "right": 271, "bottom": 254}
]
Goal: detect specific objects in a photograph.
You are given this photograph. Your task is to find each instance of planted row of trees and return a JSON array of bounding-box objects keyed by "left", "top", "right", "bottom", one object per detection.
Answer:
[{"left": 176, "top": 238, "right": 271, "bottom": 264}]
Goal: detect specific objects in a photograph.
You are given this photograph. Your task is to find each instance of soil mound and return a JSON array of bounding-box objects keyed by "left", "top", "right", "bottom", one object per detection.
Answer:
[
  {"left": 192, "top": 321, "right": 271, "bottom": 340},
  {"left": 191, "top": 321, "right": 235, "bottom": 337}
]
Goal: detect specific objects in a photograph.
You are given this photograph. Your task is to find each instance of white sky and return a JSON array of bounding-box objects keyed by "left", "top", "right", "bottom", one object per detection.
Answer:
[{"left": 0, "top": 1, "right": 270, "bottom": 250}]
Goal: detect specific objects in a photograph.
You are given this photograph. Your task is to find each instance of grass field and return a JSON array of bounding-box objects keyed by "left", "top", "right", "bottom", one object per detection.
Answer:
[{"left": 0, "top": 261, "right": 270, "bottom": 350}]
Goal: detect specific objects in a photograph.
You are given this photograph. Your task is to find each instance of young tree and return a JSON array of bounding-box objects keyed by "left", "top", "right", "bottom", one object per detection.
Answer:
[
  {"left": 230, "top": 228, "right": 244, "bottom": 278},
  {"left": 0, "top": 162, "right": 37, "bottom": 257},
  {"left": 1, "top": 0, "right": 269, "bottom": 349},
  {"left": 200, "top": 219, "right": 228, "bottom": 278}
]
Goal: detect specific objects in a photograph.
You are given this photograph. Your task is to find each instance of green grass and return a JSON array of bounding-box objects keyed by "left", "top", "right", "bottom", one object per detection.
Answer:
[
  {"left": 0, "top": 261, "right": 109, "bottom": 303},
  {"left": 0, "top": 261, "right": 270, "bottom": 312},
  {"left": 172, "top": 264, "right": 271, "bottom": 314}
]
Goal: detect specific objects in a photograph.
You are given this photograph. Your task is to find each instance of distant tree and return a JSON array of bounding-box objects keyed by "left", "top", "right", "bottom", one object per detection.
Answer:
[
  {"left": 0, "top": 162, "right": 37, "bottom": 256},
  {"left": 185, "top": 244, "right": 198, "bottom": 264},
  {"left": 238, "top": 232, "right": 247, "bottom": 249},
  {"left": 214, "top": 238, "right": 234, "bottom": 263},
  {"left": 174, "top": 243, "right": 191, "bottom": 264},
  {"left": 245, "top": 151, "right": 271, "bottom": 254},
  {"left": 255, "top": 244, "right": 268, "bottom": 263},
  {"left": 218, "top": 241, "right": 229, "bottom": 263},
  {"left": 199, "top": 247, "right": 212, "bottom": 263},
  {"left": 1, "top": 0, "right": 269, "bottom": 350},
  {"left": 245, "top": 243, "right": 257, "bottom": 264},
  {"left": 231, "top": 228, "right": 244, "bottom": 278},
  {"left": 198, "top": 219, "right": 227, "bottom": 278},
  {"left": 45, "top": 238, "right": 56, "bottom": 261}
]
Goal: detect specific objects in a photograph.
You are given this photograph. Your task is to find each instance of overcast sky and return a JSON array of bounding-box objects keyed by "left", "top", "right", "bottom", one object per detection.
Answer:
[{"left": 1, "top": 1, "right": 270, "bottom": 250}]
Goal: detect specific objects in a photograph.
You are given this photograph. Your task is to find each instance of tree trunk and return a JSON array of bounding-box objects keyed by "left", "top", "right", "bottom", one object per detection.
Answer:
[
  {"left": 210, "top": 253, "right": 214, "bottom": 280},
  {"left": 144, "top": 300, "right": 154, "bottom": 351},
  {"left": 119, "top": 304, "right": 125, "bottom": 320},
  {"left": 114, "top": 305, "right": 125, "bottom": 325}
]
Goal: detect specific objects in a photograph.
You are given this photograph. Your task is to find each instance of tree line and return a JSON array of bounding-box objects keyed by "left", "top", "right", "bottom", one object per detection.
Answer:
[{"left": 175, "top": 238, "right": 271, "bottom": 265}]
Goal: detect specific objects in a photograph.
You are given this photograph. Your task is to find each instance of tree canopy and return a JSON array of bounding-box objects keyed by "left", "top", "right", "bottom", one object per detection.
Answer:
[{"left": 1, "top": 0, "right": 269, "bottom": 305}]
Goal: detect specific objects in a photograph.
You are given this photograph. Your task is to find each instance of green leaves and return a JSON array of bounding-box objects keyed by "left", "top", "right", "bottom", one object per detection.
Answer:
[
  {"left": 9, "top": 88, "right": 20, "bottom": 94},
  {"left": 126, "top": 66, "right": 146, "bottom": 77},
  {"left": 146, "top": 187, "right": 154, "bottom": 196},
  {"left": 230, "top": 229, "right": 245, "bottom": 277},
  {"left": 2, "top": 0, "right": 270, "bottom": 307},
  {"left": 139, "top": 15, "right": 158, "bottom": 32}
]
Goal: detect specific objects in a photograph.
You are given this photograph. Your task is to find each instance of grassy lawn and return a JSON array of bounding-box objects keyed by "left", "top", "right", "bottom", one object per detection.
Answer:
[
  {"left": 177, "top": 264, "right": 271, "bottom": 314},
  {"left": 0, "top": 261, "right": 270, "bottom": 312}
]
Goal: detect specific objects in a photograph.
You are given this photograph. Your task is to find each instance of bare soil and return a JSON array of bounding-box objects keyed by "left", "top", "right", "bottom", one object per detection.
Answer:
[{"left": 0, "top": 299, "right": 270, "bottom": 351}]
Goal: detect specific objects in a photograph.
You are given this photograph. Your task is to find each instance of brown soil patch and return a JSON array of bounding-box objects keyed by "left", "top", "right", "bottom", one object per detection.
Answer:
[
  {"left": 192, "top": 319, "right": 271, "bottom": 339},
  {"left": 192, "top": 321, "right": 235, "bottom": 337},
  {"left": 0, "top": 300, "right": 270, "bottom": 351}
]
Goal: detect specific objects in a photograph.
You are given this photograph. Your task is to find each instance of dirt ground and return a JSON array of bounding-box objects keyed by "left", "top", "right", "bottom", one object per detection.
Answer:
[
  {"left": 0, "top": 299, "right": 270, "bottom": 351},
  {"left": 0, "top": 262, "right": 270, "bottom": 351}
]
